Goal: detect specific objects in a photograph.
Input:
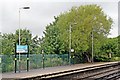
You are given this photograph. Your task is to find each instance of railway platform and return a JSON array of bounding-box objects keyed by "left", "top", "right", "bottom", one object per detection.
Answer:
[{"left": 2, "top": 61, "right": 119, "bottom": 80}]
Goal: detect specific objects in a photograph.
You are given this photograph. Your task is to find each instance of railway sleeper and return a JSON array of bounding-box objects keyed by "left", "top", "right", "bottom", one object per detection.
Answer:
[{"left": 93, "top": 70, "right": 120, "bottom": 80}]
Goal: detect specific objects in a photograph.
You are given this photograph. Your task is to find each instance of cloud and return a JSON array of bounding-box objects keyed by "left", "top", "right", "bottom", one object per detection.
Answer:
[{"left": 1, "top": 1, "right": 118, "bottom": 38}]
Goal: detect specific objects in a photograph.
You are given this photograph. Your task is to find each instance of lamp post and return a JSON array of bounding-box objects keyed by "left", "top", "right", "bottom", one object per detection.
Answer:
[
  {"left": 69, "top": 23, "right": 77, "bottom": 65},
  {"left": 18, "top": 7, "right": 30, "bottom": 72},
  {"left": 69, "top": 24, "right": 71, "bottom": 65},
  {"left": 91, "top": 28, "right": 94, "bottom": 63},
  {"left": 91, "top": 17, "right": 97, "bottom": 63}
]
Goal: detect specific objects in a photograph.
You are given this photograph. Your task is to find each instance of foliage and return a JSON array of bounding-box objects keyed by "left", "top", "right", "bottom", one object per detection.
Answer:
[
  {"left": 100, "top": 38, "right": 118, "bottom": 56},
  {"left": 2, "top": 54, "right": 69, "bottom": 72},
  {"left": 46, "top": 4, "right": 113, "bottom": 62},
  {"left": 41, "top": 17, "right": 66, "bottom": 54},
  {"left": 30, "top": 35, "right": 42, "bottom": 54},
  {"left": 95, "top": 37, "right": 119, "bottom": 62},
  {"left": 118, "top": 35, "right": 120, "bottom": 56},
  {"left": 1, "top": 29, "right": 41, "bottom": 54},
  {"left": 0, "top": 32, "right": 2, "bottom": 54},
  {"left": 111, "top": 57, "right": 120, "bottom": 61},
  {"left": 1, "top": 4, "right": 117, "bottom": 65},
  {"left": 2, "top": 55, "right": 14, "bottom": 72},
  {"left": 2, "top": 33, "right": 15, "bottom": 55}
]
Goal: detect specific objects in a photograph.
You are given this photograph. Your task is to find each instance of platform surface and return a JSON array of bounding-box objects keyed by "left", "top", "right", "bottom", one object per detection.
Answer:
[{"left": 2, "top": 61, "right": 119, "bottom": 79}]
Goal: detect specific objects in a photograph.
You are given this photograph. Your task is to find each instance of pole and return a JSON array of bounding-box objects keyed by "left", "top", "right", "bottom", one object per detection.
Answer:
[
  {"left": 27, "top": 45, "right": 29, "bottom": 71},
  {"left": 19, "top": 8, "right": 21, "bottom": 72},
  {"left": 92, "top": 29, "right": 94, "bottom": 63},
  {"left": 18, "top": 7, "right": 30, "bottom": 72},
  {"left": 69, "top": 24, "right": 71, "bottom": 65},
  {"left": 15, "top": 43, "right": 17, "bottom": 73},
  {"left": 42, "top": 50, "right": 45, "bottom": 69}
]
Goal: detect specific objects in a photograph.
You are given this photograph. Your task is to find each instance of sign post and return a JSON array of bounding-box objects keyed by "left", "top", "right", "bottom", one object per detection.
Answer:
[
  {"left": 15, "top": 45, "right": 28, "bottom": 73},
  {"left": 27, "top": 45, "right": 29, "bottom": 72},
  {"left": 16, "top": 45, "right": 28, "bottom": 53}
]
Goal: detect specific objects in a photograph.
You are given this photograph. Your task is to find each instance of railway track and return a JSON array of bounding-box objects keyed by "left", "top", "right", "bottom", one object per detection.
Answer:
[
  {"left": 2, "top": 62, "right": 120, "bottom": 80},
  {"left": 39, "top": 62, "right": 120, "bottom": 80},
  {"left": 73, "top": 66, "right": 120, "bottom": 80},
  {"left": 6, "top": 62, "right": 119, "bottom": 80}
]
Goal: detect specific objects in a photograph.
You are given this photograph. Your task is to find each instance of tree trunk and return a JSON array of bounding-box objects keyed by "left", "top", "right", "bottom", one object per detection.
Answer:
[{"left": 84, "top": 52, "right": 92, "bottom": 63}]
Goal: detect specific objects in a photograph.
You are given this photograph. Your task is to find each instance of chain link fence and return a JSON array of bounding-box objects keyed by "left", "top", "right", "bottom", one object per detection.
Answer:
[{"left": 2, "top": 54, "right": 69, "bottom": 73}]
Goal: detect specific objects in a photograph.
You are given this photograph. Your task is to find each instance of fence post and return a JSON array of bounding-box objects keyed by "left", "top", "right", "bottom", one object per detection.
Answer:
[{"left": 42, "top": 50, "right": 45, "bottom": 69}]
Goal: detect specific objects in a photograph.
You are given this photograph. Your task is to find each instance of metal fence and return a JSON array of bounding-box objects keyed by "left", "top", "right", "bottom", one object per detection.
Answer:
[{"left": 2, "top": 54, "right": 69, "bottom": 73}]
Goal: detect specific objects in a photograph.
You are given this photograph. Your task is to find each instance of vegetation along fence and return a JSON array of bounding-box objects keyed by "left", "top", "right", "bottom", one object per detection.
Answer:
[{"left": 2, "top": 54, "right": 69, "bottom": 73}]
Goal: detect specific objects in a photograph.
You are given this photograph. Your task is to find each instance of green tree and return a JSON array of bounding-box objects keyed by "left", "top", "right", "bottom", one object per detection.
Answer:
[
  {"left": 42, "top": 24, "right": 65, "bottom": 54},
  {"left": 95, "top": 37, "right": 119, "bottom": 62},
  {"left": 30, "top": 35, "right": 41, "bottom": 54},
  {"left": 118, "top": 35, "right": 120, "bottom": 56},
  {"left": 55, "top": 4, "right": 113, "bottom": 62},
  {"left": 2, "top": 33, "right": 15, "bottom": 55},
  {"left": 1, "top": 29, "right": 41, "bottom": 54},
  {"left": 101, "top": 38, "right": 118, "bottom": 56},
  {"left": 15, "top": 29, "right": 32, "bottom": 45},
  {"left": 0, "top": 32, "right": 2, "bottom": 54}
]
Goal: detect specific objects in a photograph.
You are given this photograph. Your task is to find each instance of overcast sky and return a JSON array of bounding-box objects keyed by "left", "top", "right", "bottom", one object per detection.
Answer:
[{"left": 0, "top": 0, "right": 119, "bottom": 38}]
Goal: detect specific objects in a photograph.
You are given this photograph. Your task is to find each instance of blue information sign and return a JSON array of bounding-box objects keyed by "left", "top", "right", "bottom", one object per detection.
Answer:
[{"left": 16, "top": 45, "right": 28, "bottom": 53}]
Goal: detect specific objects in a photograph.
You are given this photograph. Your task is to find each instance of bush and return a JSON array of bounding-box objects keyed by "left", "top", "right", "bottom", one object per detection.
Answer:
[
  {"left": 111, "top": 57, "right": 120, "bottom": 61},
  {"left": 94, "top": 56, "right": 111, "bottom": 62}
]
